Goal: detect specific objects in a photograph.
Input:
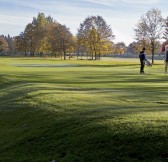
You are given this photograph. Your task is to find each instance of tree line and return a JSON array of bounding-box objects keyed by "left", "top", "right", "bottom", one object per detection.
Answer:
[{"left": 0, "top": 8, "right": 168, "bottom": 62}]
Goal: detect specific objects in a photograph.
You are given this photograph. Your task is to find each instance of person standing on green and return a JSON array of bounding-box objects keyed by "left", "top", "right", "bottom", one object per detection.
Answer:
[
  {"left": 162, "top": 43, "right": 168, "bottom": 73},
  {"left": 139, "top": 47, "right": 146, "bottom": 74},
  {"left": 164, "top": 45, "right": 168, "bottom": 73}
]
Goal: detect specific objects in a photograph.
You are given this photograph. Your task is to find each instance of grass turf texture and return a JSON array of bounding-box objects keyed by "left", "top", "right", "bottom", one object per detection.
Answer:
[{"left": 0, "top": 57, "right": 168, "bottom": 162}]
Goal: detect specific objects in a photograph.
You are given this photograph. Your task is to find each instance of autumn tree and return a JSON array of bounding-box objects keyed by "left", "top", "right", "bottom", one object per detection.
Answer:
[
  {"left": 114, "top": 42, "right": 126, "bottom": 54},
  {"left": 4, "top": 35, "right": 16, "bottom": 55},
  {"left": 0, "top": 36, "right": 9, "bottom": 53},
  {"left": 99, "top": 41, "right": 114, "bottom": 55},
  {"left": 15, "top": 13, "right": 75, "bottom": 58},
  {"left": 15, "top": 32, "right": 29, "bottom": 56},
  {"left": 48, "top": 22, "right": 74, "bottom": 59},
  {"left": 129, "top": 40, "right": 151, "bottom": 55},
  {"left": 31, "top": 13, "right": 51, "bottom": 56},
  {"left": 15, "top": 13, "right": 51, "bottom": 56},
  {"left": 58, "top": 25, "right": 74, "bottom": 60},
  {"left": 23, "top": 23, "right": 36, "bottom": 56},
  {"left": 127, "top": 42, "right": 138, "bottom": 55},
  {"left": 47, "top": 23, "right": 62, "bottom": 57},
  {"left": 77, "top": 15, "right": 115, "bottom": 60},
  {"left": 135, "top": 8, "right": 164, "bottom": 64}
]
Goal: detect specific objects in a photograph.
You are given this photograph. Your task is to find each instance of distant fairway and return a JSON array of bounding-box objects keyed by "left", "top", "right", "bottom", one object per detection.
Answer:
[{"left": 1, "top": 57, "right": 168, "bottom": 162}]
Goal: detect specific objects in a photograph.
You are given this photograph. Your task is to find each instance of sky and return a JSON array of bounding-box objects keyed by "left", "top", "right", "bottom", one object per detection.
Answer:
[{"left": 0, "top": 0, "right": 168, "bottom": 45}]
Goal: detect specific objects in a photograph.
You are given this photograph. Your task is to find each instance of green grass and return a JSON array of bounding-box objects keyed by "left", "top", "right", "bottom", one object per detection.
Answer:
[{"left": 0, "top": 57, "right": 168, "bottom": 162}]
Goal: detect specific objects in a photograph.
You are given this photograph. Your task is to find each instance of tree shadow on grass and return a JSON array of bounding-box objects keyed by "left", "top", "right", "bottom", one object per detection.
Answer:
[
  {"left": 6, "top": 72, "right": 167, "bottom": 92},
  {"left": 0, "top": 85, "right": 168, "bottom": 161}
]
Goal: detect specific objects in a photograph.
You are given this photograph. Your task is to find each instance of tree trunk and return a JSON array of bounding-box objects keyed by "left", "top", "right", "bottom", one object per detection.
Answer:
[
  {"left": 92, "top": 53, "right": 94, "bottom": 60},
  {"left": 151, "top": 41, "right": 155, "bottom": 64},
  {"left": 95, "top": 52, "right": 97, "bottom": 60},
  {"left": 99, "top": 53, "right": 100, "bottom": 60},
  {"left": 62, "top": 39, "right": 66, "bottom": 60},
  {"left": 63, "top": 50, "right": 66, "bottom": 60},
  {"left": 81, "top": 50, "right": 83, "bottom": 60},
  {"left": 40, "top": 52, "right": 43, "bottom": 57},
  {"left": 77, "top": 50, "right": 79, "bottom": 60}
]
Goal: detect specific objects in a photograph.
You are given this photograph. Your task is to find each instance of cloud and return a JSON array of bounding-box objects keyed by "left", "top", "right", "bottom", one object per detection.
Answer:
[
  {"left": 82, "top": 0, "right": 117, "bottom": 6},
  {"left": 123, "top": 0, "right": 159, "bottom": 4},
  {"left": 83, "top": 0, "right": 159, "bottom": 6},
  {"left": 0, "top": 14, "right": 34, "bottom": 36},
  {"left": 0, "top": 14, "right": 32, "bottom": 25}
]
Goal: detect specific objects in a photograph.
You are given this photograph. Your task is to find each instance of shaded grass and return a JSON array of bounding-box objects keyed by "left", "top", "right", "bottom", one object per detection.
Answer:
[{"left": 0, "top": 57, "right": 168, "bottom": 162}]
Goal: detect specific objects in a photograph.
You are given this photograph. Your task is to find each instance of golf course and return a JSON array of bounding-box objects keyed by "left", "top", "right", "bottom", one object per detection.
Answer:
[{"left": 0, "top": 57, "right": 168, "bottom": 162}]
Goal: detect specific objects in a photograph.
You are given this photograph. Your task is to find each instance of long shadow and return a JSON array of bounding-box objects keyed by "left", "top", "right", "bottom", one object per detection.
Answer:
[
  {"left": 1, "top": 85, "right": 168, "bottom": 161},
  {"left": 2, "top": 74, "right": 168, "bottom": 97}
]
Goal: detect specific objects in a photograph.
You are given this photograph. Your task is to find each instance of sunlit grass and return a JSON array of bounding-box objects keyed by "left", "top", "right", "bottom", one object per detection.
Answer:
[{"left": 0, "top": 57, "right": 168, "bottom": 162}]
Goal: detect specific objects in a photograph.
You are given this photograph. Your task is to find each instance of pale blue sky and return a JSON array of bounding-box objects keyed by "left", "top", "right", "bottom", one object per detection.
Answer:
[{"left": 0, "top": 0, "right": 168, "bottom": 45}]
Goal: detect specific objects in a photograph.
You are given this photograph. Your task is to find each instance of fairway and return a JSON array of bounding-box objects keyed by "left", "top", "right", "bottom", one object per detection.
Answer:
[{"left": 0, "top": 57, "right": 168, "bottom": 162}]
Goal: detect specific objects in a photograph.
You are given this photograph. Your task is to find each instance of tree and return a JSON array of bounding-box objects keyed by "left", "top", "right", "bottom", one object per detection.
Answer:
[
  {"left": 48, "top": 22, "right": 62, "bottom": 57},
  {"left": 127, "top": 42, "right": 137, "bottom": 55},
  {"left": 32, "top": 13, "right": 50, "bottom": 56},
  {"left": 129, "top": 40, "right": 151, "bottom": 55},
  {"left": 16, "top": 13, "right": 54, "bottom": 57},
  {"left": 24, "top": 23, "right": 36, "bottom": 56},
  {"left": 114, "top": 42, "right": 126, "bottom": 54},
  {"left": 15, "top": 13, "right": 75, "bottom": 58},
  {"left": 163, "top": 16, "right": 168, "bottom": 42},
  {"left": 5, "top": 35, "right": 16, "bottom": 55},
  {"left": 135, "top": 8, "right": 164, "bottom": 64},
  {"left": 48, "top": 23, "right": 74, "bottom": 60},
  {"left": 128, "top": 39, "right": 162, "bottom": 56},
  {"left": 99, "top": 40, "right": 114, "bottom": 55},
  {"left": 59, "top": 25, "right": 74, "bottom": 60},
  {"left": 77, "top": 15, "right": 115, "bottom": 60},
  {"left": 15, "top": 32, "right": 29, "bottom": 56},
  {"left": 0, "top": 35, "right": 9, "bottom": 53}
]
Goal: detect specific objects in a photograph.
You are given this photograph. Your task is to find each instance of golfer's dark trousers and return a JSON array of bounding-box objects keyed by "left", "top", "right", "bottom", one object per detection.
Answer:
[{"left": 140, "top": 59, "right": 144, "bottom": 73}]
